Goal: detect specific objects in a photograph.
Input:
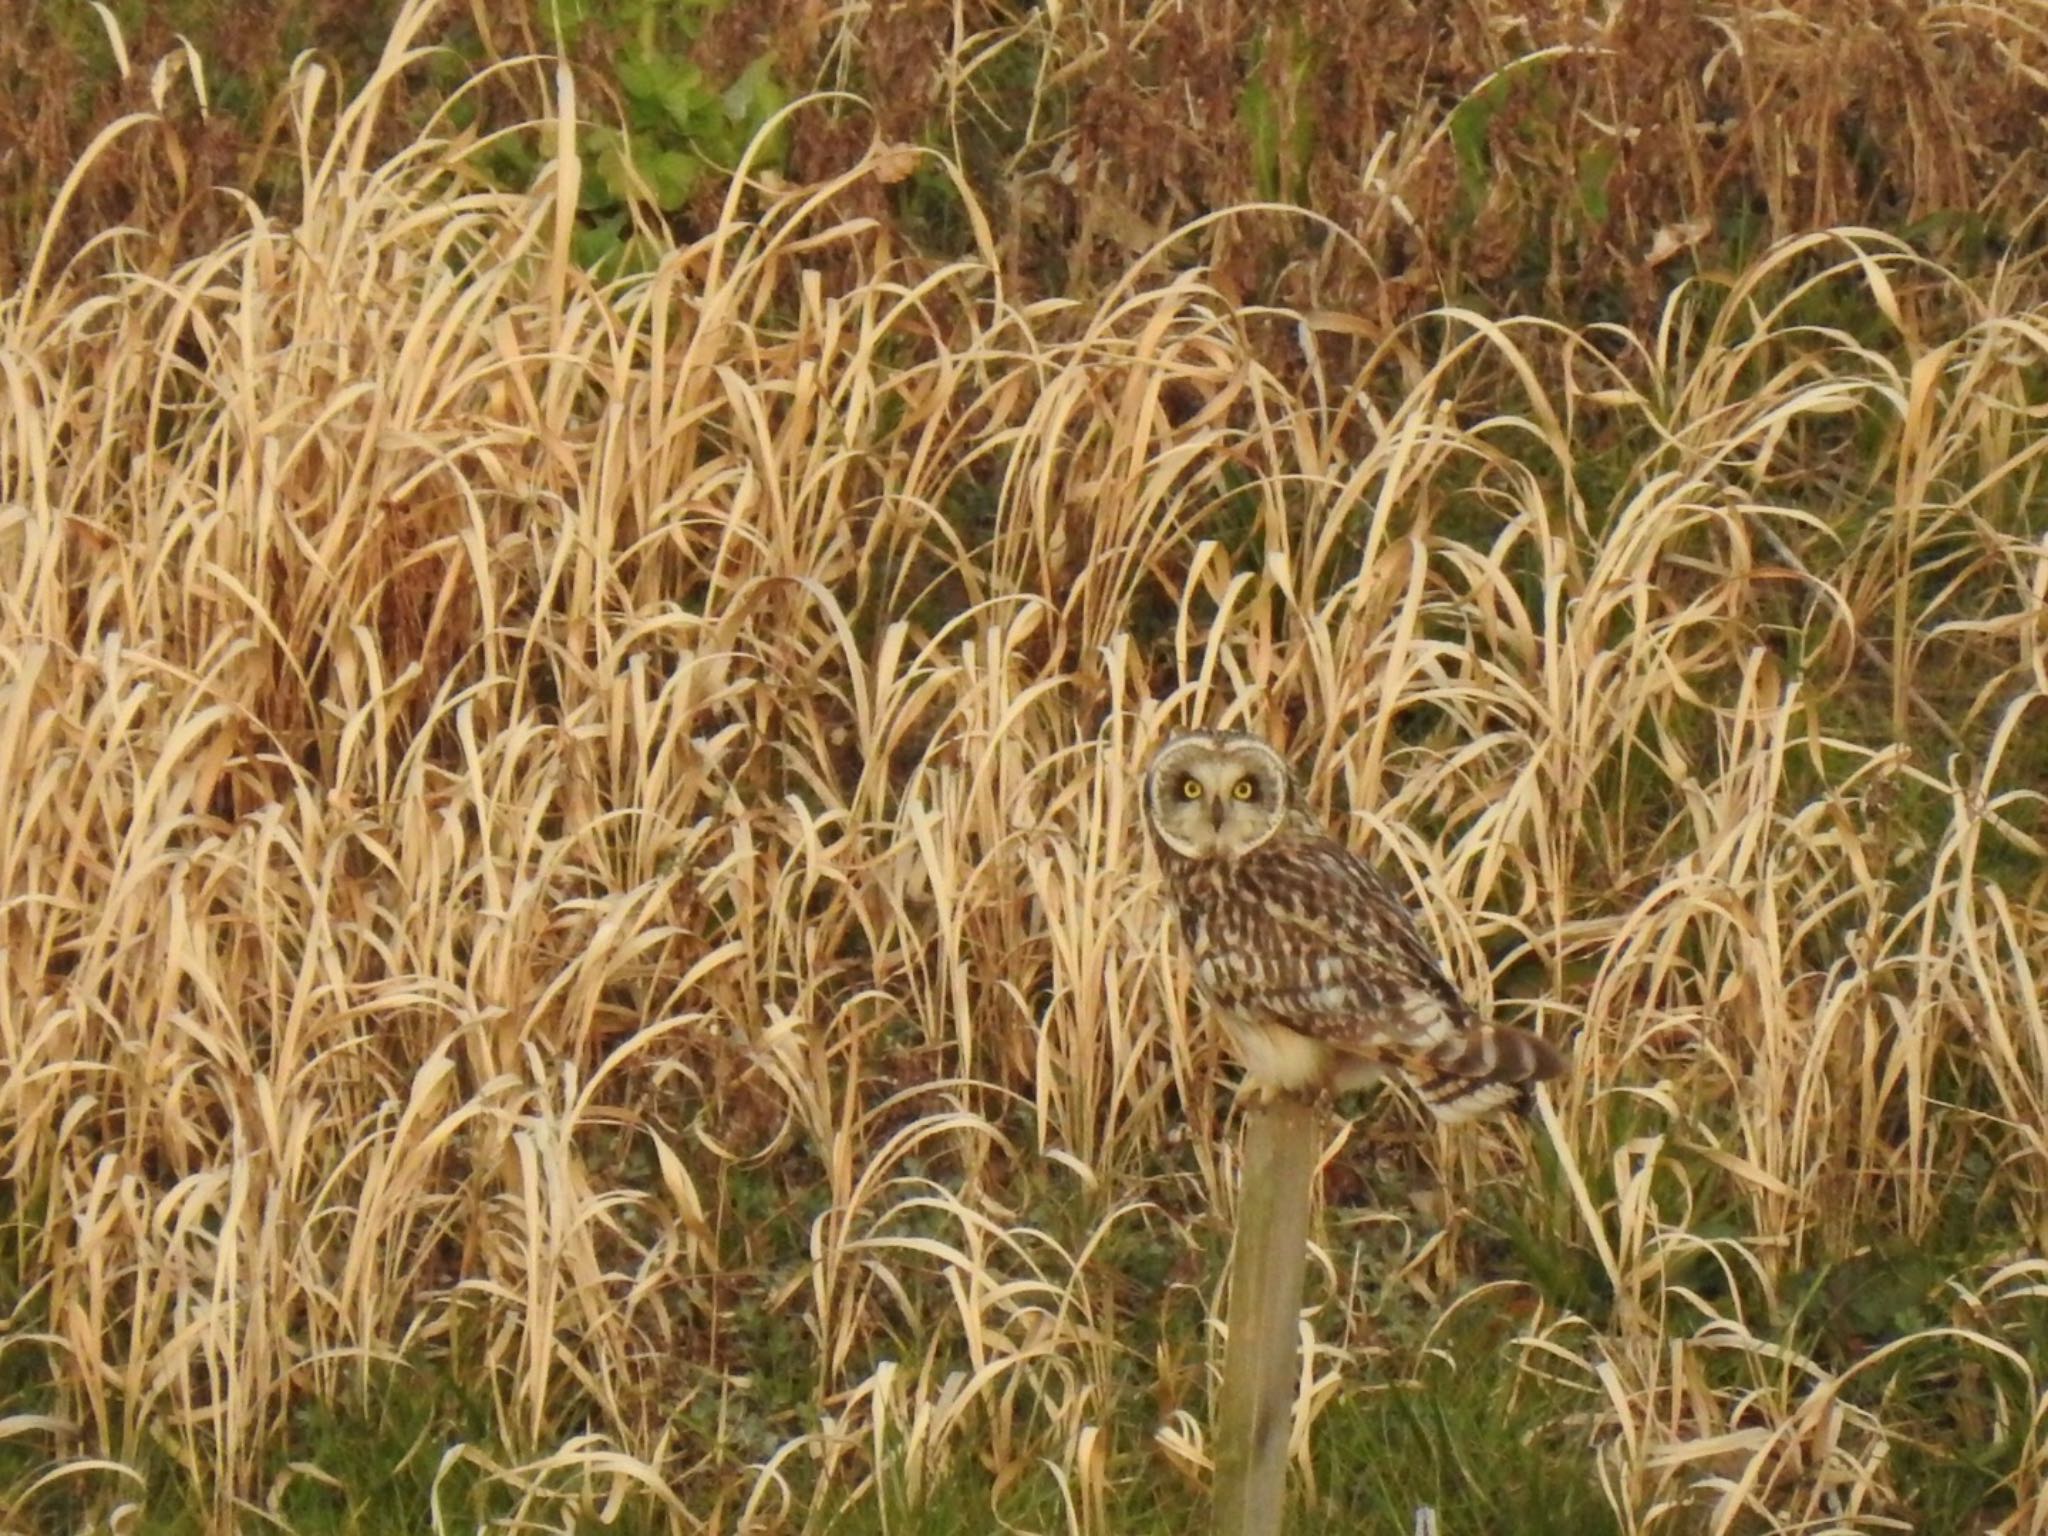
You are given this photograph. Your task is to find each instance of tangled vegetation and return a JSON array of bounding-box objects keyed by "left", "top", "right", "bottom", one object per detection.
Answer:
[{"left": 3, "top": 1, "right": 2047, "bottom": 1531}]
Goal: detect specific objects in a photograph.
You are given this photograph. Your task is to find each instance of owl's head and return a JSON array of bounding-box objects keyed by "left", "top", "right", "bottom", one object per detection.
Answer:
[{"left": 1143, "top": 731, "right": 1295, "bottom": 860}]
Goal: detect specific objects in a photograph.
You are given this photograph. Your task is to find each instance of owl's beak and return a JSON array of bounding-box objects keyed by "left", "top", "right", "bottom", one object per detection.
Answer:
[{"left": 1209, "top": 798, "right": 1226, "bottom": 830}]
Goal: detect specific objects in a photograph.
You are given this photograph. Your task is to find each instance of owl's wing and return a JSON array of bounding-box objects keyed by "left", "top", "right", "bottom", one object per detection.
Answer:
[
  {"left": 1224, "top": 839, "right": 1474, "bottom": 1053},
  {"left": 1213, "top": 838, "right": 1565, "bottom": 1118}
]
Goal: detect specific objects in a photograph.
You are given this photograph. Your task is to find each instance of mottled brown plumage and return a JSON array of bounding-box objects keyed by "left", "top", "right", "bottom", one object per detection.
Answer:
[{"left": 1144, "top": 730, "right": 1564, "bottom": 1121}]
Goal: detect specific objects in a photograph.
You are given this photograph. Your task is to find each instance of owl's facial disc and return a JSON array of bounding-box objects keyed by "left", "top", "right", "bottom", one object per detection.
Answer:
[{"left": 1145, "top": 732, "right": 1290, "bottom": 859}]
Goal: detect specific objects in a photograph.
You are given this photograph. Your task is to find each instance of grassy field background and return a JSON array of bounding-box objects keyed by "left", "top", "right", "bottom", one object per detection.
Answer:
[{"left": 4, "top": 0, "right": 2048, "bottom": 1531}]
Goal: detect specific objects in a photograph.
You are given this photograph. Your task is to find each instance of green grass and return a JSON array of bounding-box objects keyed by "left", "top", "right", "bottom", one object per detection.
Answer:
[
  {"left": 6, "top": 1125, "right": 2041, "bottom": 1532},
  {"left": 812, "top": 1291, "right": 1617, "bottom": 1534},
  {"left": 1308, "top": 1362, "right": 1618, "bottom": 1535},
  {"left": 0, "top": 1354, "right": 506, "bottom": 1536}
]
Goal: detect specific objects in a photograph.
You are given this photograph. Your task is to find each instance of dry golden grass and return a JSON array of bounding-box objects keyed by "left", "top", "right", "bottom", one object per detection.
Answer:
[{"left": 4, "top": 5, "right": 2048, "bottom": 1532}]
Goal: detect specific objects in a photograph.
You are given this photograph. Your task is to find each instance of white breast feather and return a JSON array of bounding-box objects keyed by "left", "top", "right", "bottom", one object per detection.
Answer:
[
  {"left": 1217, "top": 1013, "right": 1389, "bottom": 1094},
  {"left": 1219, "top": 1014, "right": 1329, "bottom": 1092}
]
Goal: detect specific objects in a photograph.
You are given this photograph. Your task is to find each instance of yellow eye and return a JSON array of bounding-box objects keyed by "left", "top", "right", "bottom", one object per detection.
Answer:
[
  {"left": 1232, "top": 778, "right": 1257, "bottom": 802},
  {"left": 1179, "top": 777, "right": 1202, "bottom": 800}
]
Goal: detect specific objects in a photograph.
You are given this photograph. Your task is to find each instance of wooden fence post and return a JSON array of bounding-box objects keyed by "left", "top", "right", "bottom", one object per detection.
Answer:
[{"left": 1212, "top": 1094, "right": 1319, "bottom": 1536}]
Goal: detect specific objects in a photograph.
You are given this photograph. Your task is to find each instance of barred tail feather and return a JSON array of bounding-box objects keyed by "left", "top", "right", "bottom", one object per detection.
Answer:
[{"left": 1404, "top": 1023, "right": 1565, "bottom": 1124}]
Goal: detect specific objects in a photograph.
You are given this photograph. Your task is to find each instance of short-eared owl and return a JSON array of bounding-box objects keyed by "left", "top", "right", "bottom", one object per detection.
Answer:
[{"left": 1144, "top": 730, "right": 1564, "bottom": 1121}]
